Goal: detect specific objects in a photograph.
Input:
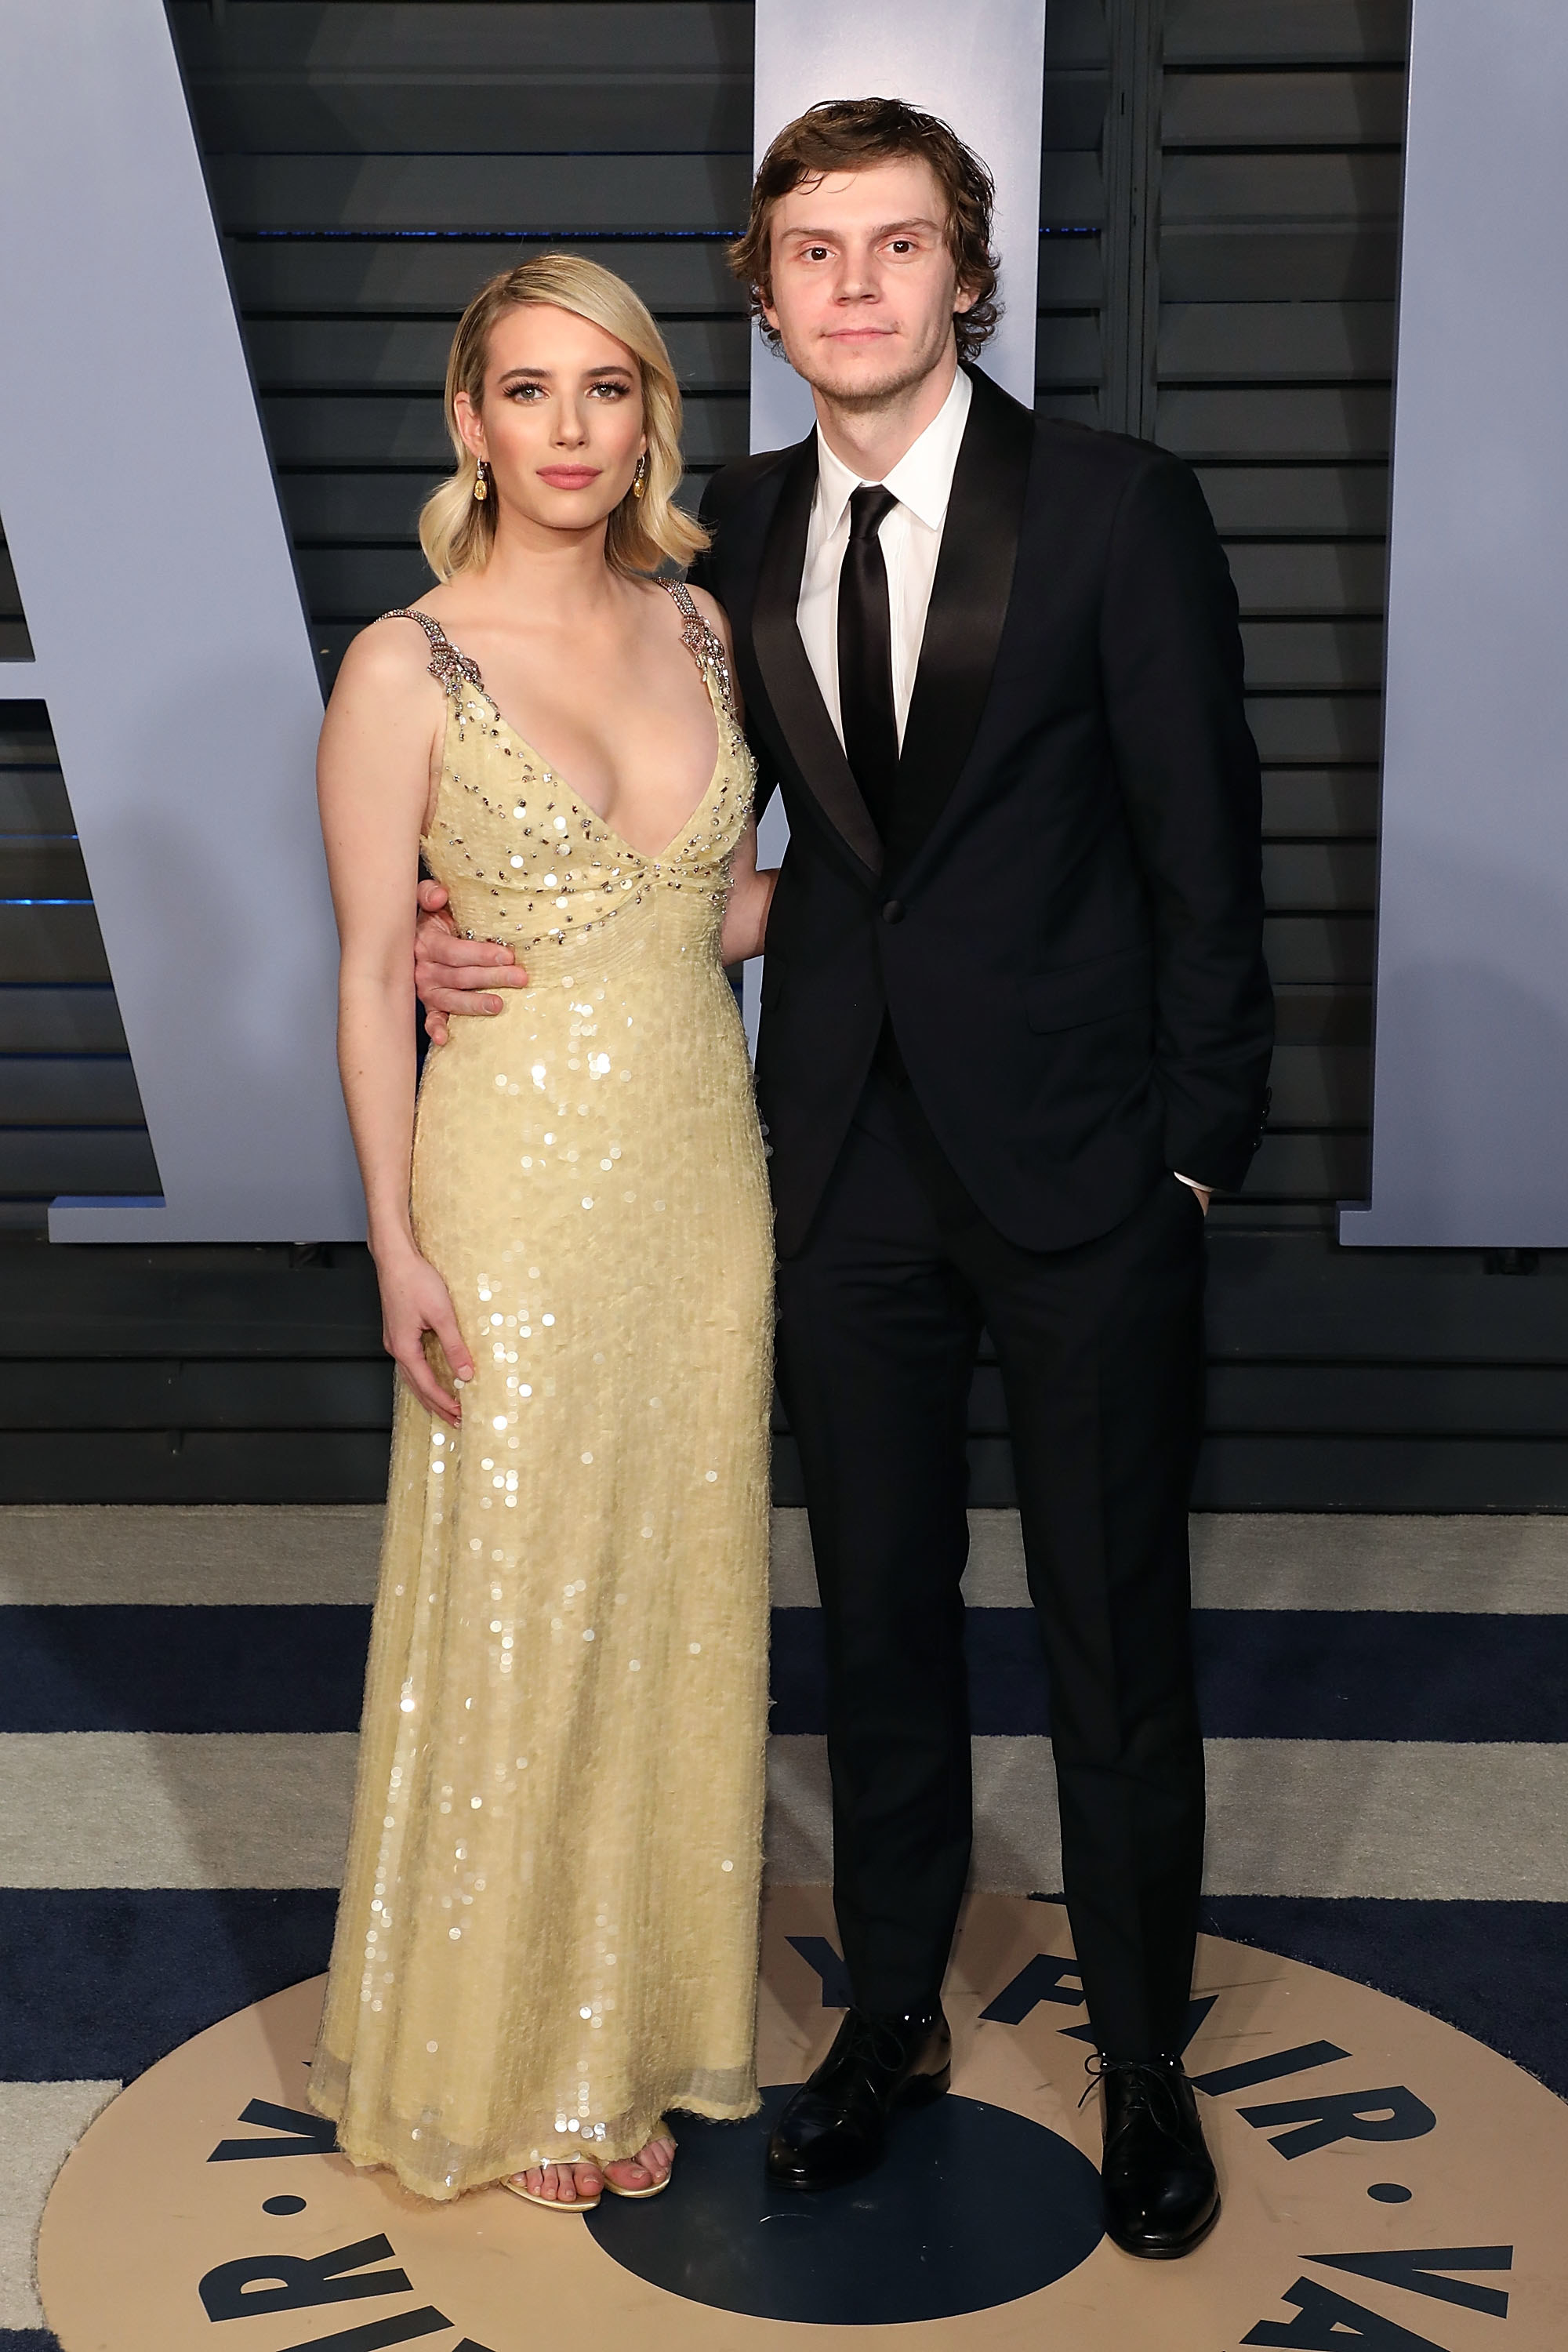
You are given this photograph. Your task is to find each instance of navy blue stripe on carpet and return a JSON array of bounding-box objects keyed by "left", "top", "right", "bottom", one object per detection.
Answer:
[
  {"left": 0, "top": 1889, "right": 338, "bottom": 2082},
  {"left": 770, "top": 1609, "right": 1568, "bottom": 1740},
  {"left": 3, "top": 1888, "right": 1562, "bottom": 2114},
  {"left": 4, "top": 1606, "right": 1566, "bottom": 1737},
  {"left": 1197, "top": 1898, "right": 1568, "bottom": 2102}
]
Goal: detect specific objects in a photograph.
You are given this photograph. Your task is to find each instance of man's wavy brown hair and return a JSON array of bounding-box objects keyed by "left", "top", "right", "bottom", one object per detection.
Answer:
[{"left": 729, "top": 97, "right": 1000, "bottom": 364}]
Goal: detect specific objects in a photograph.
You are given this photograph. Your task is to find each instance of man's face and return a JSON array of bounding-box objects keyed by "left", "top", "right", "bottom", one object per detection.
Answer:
[{"left": 761, "top": 155, "right": 975, "bottom": 408}]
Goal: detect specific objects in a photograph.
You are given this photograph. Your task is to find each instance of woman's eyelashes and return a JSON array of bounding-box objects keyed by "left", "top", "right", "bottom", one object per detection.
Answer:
[{"left": 501, "top": 379, "right": 633, "bottom": 403}]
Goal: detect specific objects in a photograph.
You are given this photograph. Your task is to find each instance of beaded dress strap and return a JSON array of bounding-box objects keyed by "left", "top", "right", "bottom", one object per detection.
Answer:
[
  {"left": 661, "top": 579, "right": 735, "bottom": 715},
  {"left": 381, "top": 607, "right": 485, "bottom": 700}
]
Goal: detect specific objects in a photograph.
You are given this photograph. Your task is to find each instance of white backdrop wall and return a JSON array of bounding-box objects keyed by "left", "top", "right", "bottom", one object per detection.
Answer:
[
  {"left": 1341, "top": 0, "right": 1568, "bottom": 1246},
  {"left": 0, "top": 0, "right": 363, "bottom": 1242},
  {"left": 743, "top": 0, "right": 1049, "bottom": 1047}
]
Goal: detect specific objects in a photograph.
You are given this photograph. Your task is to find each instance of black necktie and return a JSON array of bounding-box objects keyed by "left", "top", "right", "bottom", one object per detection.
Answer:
[{"left": 837, "top": 485, "right": 900, "bottom": 834}]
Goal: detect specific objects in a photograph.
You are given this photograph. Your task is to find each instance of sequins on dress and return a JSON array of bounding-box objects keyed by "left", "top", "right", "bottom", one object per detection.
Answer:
[{"left": 309, "top": 581, "right": 773, "bottom": 2200}]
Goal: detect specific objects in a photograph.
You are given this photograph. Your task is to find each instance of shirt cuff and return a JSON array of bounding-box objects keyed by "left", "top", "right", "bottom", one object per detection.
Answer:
[{"left": 1173, "top": 1171, "right": 1210, "bottom": 1193}]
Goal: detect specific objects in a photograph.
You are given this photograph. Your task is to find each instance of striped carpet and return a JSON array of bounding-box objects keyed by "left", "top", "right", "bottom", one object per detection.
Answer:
[{"left": 1, "top": 1503, "right": 1564, "bottom": 2347}]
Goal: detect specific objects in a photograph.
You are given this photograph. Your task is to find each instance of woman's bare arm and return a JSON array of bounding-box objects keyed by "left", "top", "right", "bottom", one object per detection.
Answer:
[
  {"left": 720, "top": 814, "right": 777, "bottom": 966},
  {"left": 688, "top": 585, "right": 779, "bottom": 968},
  {"left": 318, "top": 624, "right": 475, "bottom": 1421}
]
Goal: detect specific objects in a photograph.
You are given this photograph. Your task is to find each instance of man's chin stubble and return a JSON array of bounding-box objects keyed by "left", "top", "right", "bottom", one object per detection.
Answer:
[{"left": 796, "top": 344, "right": 944, "bottom": 412}]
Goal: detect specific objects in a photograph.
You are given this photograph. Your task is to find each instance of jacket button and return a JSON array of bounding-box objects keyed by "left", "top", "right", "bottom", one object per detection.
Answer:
[{"left": 882, "top": 898, "right": 905, "bottom": 924}]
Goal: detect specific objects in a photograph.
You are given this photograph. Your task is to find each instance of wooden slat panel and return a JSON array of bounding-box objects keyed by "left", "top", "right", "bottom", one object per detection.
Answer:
[
  {"left": 1163, "top": 153, "right": 1403, "bottom": 224},
  {"left": 1036, "top": 238, "right": 1105, "bottom": 305},
  {"left": 0, "top": 1254, "right": 383, "bottom": 1359},
  {"left": 1163, "top": 69, "right": 1406, "bottom": 147},
  {"left": 0, "top": 773, "right": 73, "bottom": 832},
  {"left": 0, "top": 1129, "right": 160, "bottom": 1196},
  {"left": 205, "top": 155, "right": 753, "bottom": 234},
  {"left": 1034, "top": 392, "right": 1102, "bottom": 430},
  {"left": 1242, "top": 621, "right": 1385, "bottom": 691},
  {"left": 1261, "top": 843, "right": 1377, "bottom": 911},
  {"left": 1261, "top": 771, "right": 1379, "bottom": 838},
  {"left": 1192, "top": 1438, "right": 1568, "bottom": 1513},
  {"left": 1164, "top": 1, "right": 1408, "bottom": 69},
  {"left": 1038, "top": 153, "right": 1105, "bottom": 226},
  {"left": 1043, "top": 70, "right": 1113, "bottom": 151},
  {"left": 0, "top": 907, "right": 111, "bottom": 985},
  {"left": 246, "top": 316, "right": 750, "bottom": 394},
  {"left": 1207, "top": 1232, "right": 1568, "bottom": 1363},
  {"left": 261, "top": 391, "right": 747, "bottom": 469},
  {"left": 295, "top": 547, "right": 435, "bottom": 621},
  {"left": 0, "top": 707, "right": 53, "bottom": 764},
  {"left": 1272, "top": 985, "right": 1373, "bottom": 1045},
  {"left": 1199, "top": 466, "right": 1389, "bottom": 537},
  {"left": 1160, "top": 300, "right": 1395, "bottom": 382},
  {"left": 1033, "top": 314, "right": 1102, "bottom": 384},
  {"left": 0, "top": 1057, "right": 146, "bottom": 1127},
  {"left": 1243, "top": 1131, "right": 1368, "bottom": 1200},
  {"left": 1207, "top": 1363, "right": 1568, "bottom": 1437},
  {"left": 1042, "top": 0, "right": 1109, "bottom": 67},
  {"left": 1230, "top": 541, "right": 1386, "bottom": 612},
  {"left": 0, "top": 988, "right": 127, "bottom": 1053},
  {"left": 1247, "top": 696, "right": 1383, "bottom": 764},
  {"left": 227, "top": 236, "right": 747, "bottom": 315},
  {"left": 1161, "top": 224, "right": 1400, "bottom": 302},
  {"left": 1266, "top": 1043, "right": 1370, "bottom": 1126},
  {"left": 1159, "top": 388, "right": 1392, "bottom": 459},
  {"left": 1262, "top": 914, "right": 1375, "bottom": 985},
  {"left": 280, "top": 473, "right": 439, "bottom": 545},
  {"left": 0, "top": 1358, "right": 392, "bottom": 1432},
  {"left": 0, "top": 840, "right": 90, "bottom": 898},
  {"left": 0, "top": 1428, "right": 390, "bottom": 1505},
  {"left": 169, "top": 4, "right": 754, "bottom": 75},
  {"left": 188, "top": 78, "right": 751, "bottom": 157}
]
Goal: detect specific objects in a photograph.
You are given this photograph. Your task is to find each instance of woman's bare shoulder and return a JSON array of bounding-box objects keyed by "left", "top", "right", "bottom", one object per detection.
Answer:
[{"left": 334, "top": 608, "right": 445, "bottom": 701}]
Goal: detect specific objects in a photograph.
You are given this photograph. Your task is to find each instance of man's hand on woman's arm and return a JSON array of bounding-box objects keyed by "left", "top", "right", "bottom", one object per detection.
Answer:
[{"left": 414, "top": 878, "right": 529, "bottom": 1044}]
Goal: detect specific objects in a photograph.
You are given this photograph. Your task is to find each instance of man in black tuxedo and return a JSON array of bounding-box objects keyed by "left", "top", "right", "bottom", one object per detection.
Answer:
[{"left": 417, "top": 98, "right": 1271, "bottom": 2259}]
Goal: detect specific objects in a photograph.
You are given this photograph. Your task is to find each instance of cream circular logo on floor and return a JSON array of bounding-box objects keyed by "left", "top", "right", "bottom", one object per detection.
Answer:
[{"left": 39, "top": 1889, "right": 1568, "bottom": 2350}]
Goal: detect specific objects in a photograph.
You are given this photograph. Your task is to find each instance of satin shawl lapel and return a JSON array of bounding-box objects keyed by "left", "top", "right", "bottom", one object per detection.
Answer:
[
  {"left": 885, "top": 368, "right": 1035, "bottom": 873},
  {"left": 750, "top": 434, "right": 884, "bottom": 880}
]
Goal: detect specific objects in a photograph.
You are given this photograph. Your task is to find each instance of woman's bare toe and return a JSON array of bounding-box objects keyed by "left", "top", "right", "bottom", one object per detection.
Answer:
[{"left": 604, "top": 2133, "right": 674, "bottom": 2192}]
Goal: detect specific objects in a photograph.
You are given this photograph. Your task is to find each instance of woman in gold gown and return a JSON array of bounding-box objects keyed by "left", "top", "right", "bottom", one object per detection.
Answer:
[{"left": 310, "top": 257, "right": 775, "bottom": 2209}]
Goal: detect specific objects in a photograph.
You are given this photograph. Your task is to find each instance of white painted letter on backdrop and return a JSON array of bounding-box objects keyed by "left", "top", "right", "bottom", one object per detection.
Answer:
[{"left": 0, "top": 0, "right": 364, "bottom": 1241}]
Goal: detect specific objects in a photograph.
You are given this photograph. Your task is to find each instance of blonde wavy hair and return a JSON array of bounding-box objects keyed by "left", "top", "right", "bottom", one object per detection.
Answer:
[{"left": 419, "top": 254, "right": 706, "bottom": 580}]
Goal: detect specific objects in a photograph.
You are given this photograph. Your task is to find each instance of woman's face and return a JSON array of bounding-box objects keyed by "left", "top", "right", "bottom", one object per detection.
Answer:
[{"left": 455, "top": 303, "right": 648, "bottom": 539}]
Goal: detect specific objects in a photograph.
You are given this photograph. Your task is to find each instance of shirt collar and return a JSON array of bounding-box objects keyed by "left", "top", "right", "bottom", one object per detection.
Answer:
[{"left": 812, "top": 364, "right": 973, "bottom": 537}]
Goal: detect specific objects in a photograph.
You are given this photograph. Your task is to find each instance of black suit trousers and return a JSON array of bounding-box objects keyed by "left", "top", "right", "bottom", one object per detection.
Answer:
[{"left": 774, "top": 1066, "right": 1208, "bottom": 2060}]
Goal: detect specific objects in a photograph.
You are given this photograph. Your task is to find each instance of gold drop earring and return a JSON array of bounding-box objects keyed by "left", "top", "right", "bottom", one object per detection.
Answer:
[
  {"left": 473, "top": 457, "right": 489, "bottom": 503},
  {"left": 632, "top": 453, "right": 648, "bottom": 500}
]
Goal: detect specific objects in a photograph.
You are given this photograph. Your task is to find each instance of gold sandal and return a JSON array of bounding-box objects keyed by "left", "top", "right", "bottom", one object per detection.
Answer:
[
  {"left": 501, "top": 2158, "right": 602, "bottom": 2213},
  {"left": 602, "top": 2124, "right": 677, "bottom": 2200}
]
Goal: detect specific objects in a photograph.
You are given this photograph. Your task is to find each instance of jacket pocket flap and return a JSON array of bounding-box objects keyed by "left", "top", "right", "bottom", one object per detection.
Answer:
[{"left": 1023, "top": 946, "right": 1152, "bottom": 1034}]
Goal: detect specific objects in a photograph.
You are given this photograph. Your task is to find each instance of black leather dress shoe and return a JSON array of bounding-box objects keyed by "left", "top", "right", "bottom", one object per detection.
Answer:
[
  {"left": 766, "top": 2006, "right": 951, "bottom": 2190},
  {"left": 1098, "top": 2056, "right": 1220, "bottom": 2257}
]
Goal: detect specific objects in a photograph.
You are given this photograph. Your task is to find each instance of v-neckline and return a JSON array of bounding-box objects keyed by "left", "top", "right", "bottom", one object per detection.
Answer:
[
  {"left": 415, "top": 593, "right": 728, "bottom": 867},
  {"left": 467, "top": 691, "right": 725, "bottom": 869}
]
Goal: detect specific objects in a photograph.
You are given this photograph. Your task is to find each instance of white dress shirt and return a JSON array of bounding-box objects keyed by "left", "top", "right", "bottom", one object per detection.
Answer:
[{"left": 795, "top": 365, "right": 971, "bottom": 750}]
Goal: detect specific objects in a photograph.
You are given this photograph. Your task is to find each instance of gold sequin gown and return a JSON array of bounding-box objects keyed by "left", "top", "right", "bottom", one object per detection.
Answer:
[{"left": 310, "top": 583, "right": 773, "bottom": 2201}]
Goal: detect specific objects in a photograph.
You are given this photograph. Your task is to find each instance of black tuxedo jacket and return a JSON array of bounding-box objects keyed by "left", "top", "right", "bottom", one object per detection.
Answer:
[{"left": 692, "top": 365, "right": 1273, "bottom": 1260}]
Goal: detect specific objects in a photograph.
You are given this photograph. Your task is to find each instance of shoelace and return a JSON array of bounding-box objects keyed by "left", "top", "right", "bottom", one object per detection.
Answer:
[{"left": 1080, "top": 2053, "right": 1188, "bottom": 2139}]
